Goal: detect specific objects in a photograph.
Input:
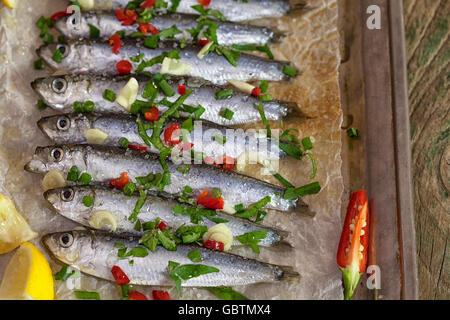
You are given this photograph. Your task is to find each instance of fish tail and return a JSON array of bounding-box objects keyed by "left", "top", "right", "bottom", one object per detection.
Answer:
[
  {"left": 281, "top": 101, "right": 312, "bottom": 120},
  {"left": 278, "top": 265, "right": 301, "bottom": 283},
  {"left": 290, "top": 0, "right": 308, "bottom": 11},
  {"left": 289, "top": 198, "right": 316, "bottom": 217}
]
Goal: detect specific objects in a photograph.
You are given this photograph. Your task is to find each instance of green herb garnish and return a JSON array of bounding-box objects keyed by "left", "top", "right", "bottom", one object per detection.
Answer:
[{"left": 236, "top": 231, "right": 268, "bottom": 254}]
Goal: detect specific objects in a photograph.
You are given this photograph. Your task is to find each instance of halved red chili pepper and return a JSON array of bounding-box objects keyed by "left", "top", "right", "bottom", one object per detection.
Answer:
[
  {"left": 110, "top": 172, "right": 130, "bottom": 189},
  {"left": 109, "top": 33, "right": 122, "bottom": 54},
  {"left": 141, "top": 0, "right": 157, "bottom": 9},
  {"left": 157, "top": 221, "right": 168, "bottom": 230},
  {"left": 51, "top": 11, "right": 71, "bottom": 22},
  {"left": 111, "top": 266, "right": 130, "bottom": 286},
  {"left": 164, "top": 123, "right": 182, "bottom": 146},
  {"left": 129, "top": 144, "right": 148, "bottom": 152},
  {"left": 251, "top": 87, "right": 261, "bottom": 97},
  {"left": 144, "top": 106, "right": 160, "bottom": 122},
  {"left": 197, "top": 190, "right": 224, "bottom": 210},
  {"left": 198, "top": 0, "right": 211, "bottom": 7},
  {"left": 128, "top": 291, "right": 148, "bottom": 300},
  {"left": 337, "top": 190, "right": 370, "bottom": 300},
  {"left": 139, "top": 22, "right": 159, "bottom": 35},
  {"left": 152, "top": 290, "right": 171, "bottom": 300},
  {"left": 203, "top": 240, "right": 225, "bottom": 251},
  {"left": 178, "top": 85, "right": 187, "bottom": 95},
  {"left": 116, "top": 60, "right": 133, "bottom": 75},
  {"left": 198, "top": 39, "right": 211, "bottom": 47}
]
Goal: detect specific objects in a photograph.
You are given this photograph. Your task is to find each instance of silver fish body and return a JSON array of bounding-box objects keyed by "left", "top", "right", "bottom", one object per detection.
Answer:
[
  {"left": 37, "top": 113, "right": 284, "bottom": 161},
  {"left": 82, "top": 0, "right": 295, "bottom": 22},
  {"left": 37, "top": 40, "right": 291, "bottom": 85},
  {"left": 44, "top": 185, "right": 287, "bottom": 247},
  {"left": 42, "top": 230, "right": 299, "bottom": 287},
  {"left": 56, "top": 11, "right": 280, "bottom": 46},
  {"left": 31, "top": 74, "right": 299, "bottom": 126},
  {"left": 25, "top": 144, "right": 310, "bottom": 213}
]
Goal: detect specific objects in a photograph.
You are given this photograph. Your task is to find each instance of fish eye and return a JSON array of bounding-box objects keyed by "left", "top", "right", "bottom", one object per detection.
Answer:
[
  {"left": 59, "top": 232, "right": 74, "bottom": 248},
  {"left": 52, "top": 78, "right": 67, "bottom": 94},
  {"left": 56, "top": 116, "right": 70, "bottom": 131},
  {"left": 60, "top": 187, "right": 74, "bottom": 202},
  {"left": 51, "top": 147, "right": 64, "bottom": 162},
  {"left": 56, "top": 44, "right": 69, "bottom": 57}
]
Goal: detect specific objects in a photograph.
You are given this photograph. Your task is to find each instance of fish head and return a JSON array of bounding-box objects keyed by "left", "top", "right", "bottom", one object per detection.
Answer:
[
  {"left": 38, "top": 113, "right": 92, "bottom": 144},
  {"left": 42, "top": 230, "right": 95, "bottom": 265},
  {"left": 37, "top": 42, "right": 74, "bottom": 71},
  {"left": 31, "top": 75, "right": 79, "bottom": 110},
  {"left": 54, "top": 14, "right": 90, "bottom": 40},
  {"left": 24, "top": 145, "right": 87, "bottom": 175},
  {"left": 44, "top": 186, "right": 94, "bottom": 224}
]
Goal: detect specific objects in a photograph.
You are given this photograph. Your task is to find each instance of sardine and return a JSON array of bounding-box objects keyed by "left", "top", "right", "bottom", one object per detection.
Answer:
[
  {"left": 56, "top": 11, "right": 281, "bottom": 46},
  {"left": 37, "top": 113, "right": 284, "bottom": 161},
  {"left": 31, "top": 74, "right": 301, "bottom": 125},
  {"left": 37, "top": 40, "right": 292, "bottom": 85},
  {"left": 79, "top": 0, "right": 301, "bottom": 22},
  {"left": 24, "top": 144, "right": 311, "bottom": 214},
  {"left": 44, "top": 185, "right": 287, "bottom": 247},
  {"left": 42, "top": 230, "right": 299, "bottom": 287}
]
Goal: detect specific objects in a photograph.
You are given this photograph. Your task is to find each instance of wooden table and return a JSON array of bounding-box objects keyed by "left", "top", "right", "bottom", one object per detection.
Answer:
[{"left": 403, "top": 0, "right": 449, "bottom": 300}]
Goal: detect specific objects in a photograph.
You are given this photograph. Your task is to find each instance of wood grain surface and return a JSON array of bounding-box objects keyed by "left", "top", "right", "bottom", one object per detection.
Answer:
[{"left": 403, "top": 0, "right": 449, "bottom": 300}]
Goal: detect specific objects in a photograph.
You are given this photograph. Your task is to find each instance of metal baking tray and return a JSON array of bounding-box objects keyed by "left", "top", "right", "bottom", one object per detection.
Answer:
[{"left": 339, "top": 0, "right": 418, "bottom": 299}]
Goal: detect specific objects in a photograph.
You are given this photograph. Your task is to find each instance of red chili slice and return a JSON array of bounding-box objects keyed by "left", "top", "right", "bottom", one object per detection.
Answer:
[
  {"left": 152, "top": 290, "right": 171, "bottom": 300},
  {"left": 204, "top": 156, "right": 235, "bottom": 170},
  {"left": 251, "top": 87, "right": 261, "bottom": 97},
  {"left": 178, "top": 85, "right": 187, "bottom": 95},
  {"left": 51, "top": 11, "right": 71, "bottom": 22},
  {"left": 128, "top": 291, "right": 148, "bottom": 300},
  {"left": 198, "top": 0, "right": 212, "bottom": 7},
  {"left": 122, "top": 10, "right": 139, "bottom": 26},
  {"left": 116, "top": 60, "right": 133, "bottom": 75},
  {"left": 198, "top": 39, "right": 211, "bottom": 47},
  {"left": 111, "top": 266, "right": 130, "bottom": 286},
  {"left": 157, "top": 221, "right": 168, "bottom": 231},
  {"left": 110, "top": 172, "right": 131, "bottom": 189},
  {"left": 139, "top": 22, "right": 159, "bottom": 35},
  {"left": 141, "top": 0, "right": 157, "bottom": 9},
  {"left": 128, "top": 144, "right": 148, "bottom": 152},
  {"left": 115, "top": 9, "right": 127, "bottom": 21},
  {"left": 109, "top": 33, "right": 122, "bottom": 54},
  {"left": 337, "top": 190, "right": 370, "bottom": 300},
  {"left": 144, "top": 106, "right": 160, "bottom": 122},
  {"left": 197, "top": 190, "right": 224, "bottom": 210},
  {"left": 203, "top": 240, "right": 225, "bottom": 251},
  {"left": 164, "top": 123, "right": 182, "bottom": 146}
]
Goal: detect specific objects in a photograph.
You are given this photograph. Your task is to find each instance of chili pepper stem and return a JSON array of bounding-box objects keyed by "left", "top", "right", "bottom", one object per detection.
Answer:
[{"left": 340, "top": 264, "right": 362, "bottom": 300}]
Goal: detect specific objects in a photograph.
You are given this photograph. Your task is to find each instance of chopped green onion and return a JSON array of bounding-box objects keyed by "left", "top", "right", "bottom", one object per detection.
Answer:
[
  {"left": 123, "top": 182, "right": 136, "bottom": 196},
  {"left": 37, "top": 99, "right": 48, "bottom": 110},
  {"left": 283, "top": 182, "right": 321, "bottom": 200},
  {"left": 118, "top": 137, "right": 130, "bottom": 149},
  {"left": 103, "top": 89, "right": 116, "bottom": 102},
  {"left": 215, "top": 89, "right": 233, "bottom": 100},
  {"left": 74, "top": 291, "right": 100, "bottom": 300},
  {"left": 34, "top": 59, "right": 44, "bottom": 70},
  {"left": 302, "top": 137, "right": 313, "bottom": 151},
  {"left": 283, "top": 65, "right": 297, "bottom": 77},
  {"left": 78, "top": 173, "right": 92, "bottom": 185},
  {"left": 221, "top": 108, "right": 234, "bottom": 120},
  {"left": 88, "top": 24, "right": 100, "bottom": 38},
  {"left": 67, "top": 166, "right": 79, "bottom": 182},
  {"left": 82, "top": 196, "right": 93, "bottom": 207},
  {"left": 52, "top": 49, "right": 63, "bottom": 63}
]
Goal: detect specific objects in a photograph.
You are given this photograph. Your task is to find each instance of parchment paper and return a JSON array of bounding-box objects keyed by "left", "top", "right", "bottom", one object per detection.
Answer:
[{"left": 0, "top": 0, "right": 344, "bottom": 300}]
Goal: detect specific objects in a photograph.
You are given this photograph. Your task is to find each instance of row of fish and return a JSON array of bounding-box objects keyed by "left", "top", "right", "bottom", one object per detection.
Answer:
[{"left": 33, "top": 0, "right": 308, "bottom": 290}]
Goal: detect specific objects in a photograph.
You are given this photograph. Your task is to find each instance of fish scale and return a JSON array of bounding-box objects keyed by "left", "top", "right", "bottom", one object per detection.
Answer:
[
  {"left": 55, "top": 11, "right": 279, "bottom": 46},
  {"left": 42, "top": 230, "right": 299, "bottom": 287},
  {"left": 25, "top": 144, "right": 312, "bottom": 214},
  {"left": 31, "top": 74, "right": 301, "bottom": 125},
  {"left": 80, "top": 0, "right": 295, "bottom": 22},
  {"left": 44, "top": 185, "right": 287, "bottom": 247},
  {"left": 37, "top": 40, "right": 291, "bottom": 85}
]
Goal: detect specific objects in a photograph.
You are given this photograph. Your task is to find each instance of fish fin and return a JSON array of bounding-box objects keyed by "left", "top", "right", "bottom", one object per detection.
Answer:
[{"left": 278, "top": 265, "right": 301, "bottom": 283}]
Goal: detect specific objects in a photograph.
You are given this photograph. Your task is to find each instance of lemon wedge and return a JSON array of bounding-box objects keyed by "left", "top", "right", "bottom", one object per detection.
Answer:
[
  {"left": 0, "top": 242, "right": 55, "bottom": 300},
  {"left": 0, "top": 193, "right": 37, "bottom": 254},
  {"left": 2, "top": 0, "right": 16, "bottom": 9}
]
